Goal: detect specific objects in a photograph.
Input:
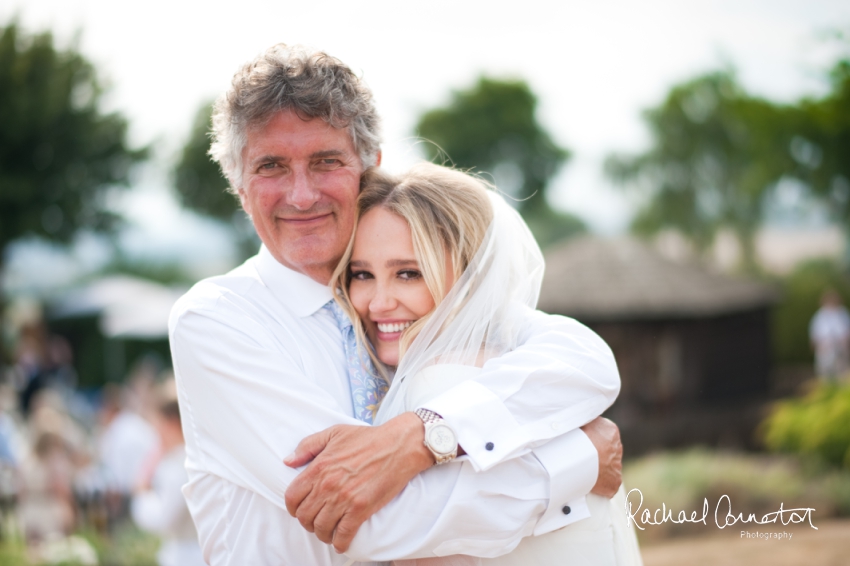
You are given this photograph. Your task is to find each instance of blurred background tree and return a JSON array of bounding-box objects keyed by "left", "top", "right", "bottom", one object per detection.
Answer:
[
  {"left": 415, "top": 76, "right": 586, "bottom": 248},
  {"left": 173, "top": 101, "right": 257, "bottom": 259},
  {"left": 0, "top": 22, "right": 146, "bottom": 364},
  {"left": 605, "top": 70, "right": 802, "bottom": 272},
  {"left": 796, "top": 52, "right": 850, "bottom": 224}
]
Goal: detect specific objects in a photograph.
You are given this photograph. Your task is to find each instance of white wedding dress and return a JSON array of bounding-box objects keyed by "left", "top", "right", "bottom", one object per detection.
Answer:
[
  {"left": 387, "top": 364, "right": 643, "bottom": 566},
  {"left": 361, "top": 190, "right": 641, "bottom": 566}
]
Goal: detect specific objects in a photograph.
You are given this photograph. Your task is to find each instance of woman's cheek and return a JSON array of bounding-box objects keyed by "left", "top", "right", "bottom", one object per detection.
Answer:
[{"left": 348, "top": 282, "right": 370, "bottom": 319}]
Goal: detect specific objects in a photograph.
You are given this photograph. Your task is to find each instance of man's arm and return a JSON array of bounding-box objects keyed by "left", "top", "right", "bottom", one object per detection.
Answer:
[
  {"left": 284, "top": 413, "right": 622, "bottom": 553},
  {"left": 284, "top": 308, "right": 622, "bottom": 550},
  {"left": 171, "top": 292, "right": 620, "bottom": 562}
]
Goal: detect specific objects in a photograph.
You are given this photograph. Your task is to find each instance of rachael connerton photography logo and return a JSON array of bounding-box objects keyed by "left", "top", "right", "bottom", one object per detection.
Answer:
[{"left": 624, "top": 488, "right": 818, "bottom": 532}]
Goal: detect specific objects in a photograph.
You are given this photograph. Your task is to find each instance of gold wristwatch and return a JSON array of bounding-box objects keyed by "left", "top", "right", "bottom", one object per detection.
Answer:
[{"left": 414, "top": 408, "right": 457, "bottom": 465}]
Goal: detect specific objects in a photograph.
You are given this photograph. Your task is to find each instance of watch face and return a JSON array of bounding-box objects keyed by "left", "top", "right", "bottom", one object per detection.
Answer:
[{"left": 427, "top": 424, "right": 457, "bottom": 454}]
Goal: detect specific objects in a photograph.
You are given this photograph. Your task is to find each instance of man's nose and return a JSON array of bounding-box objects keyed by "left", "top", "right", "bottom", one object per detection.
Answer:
[{"left": 286, "top": 168, "right": 320, "bottom": 210}]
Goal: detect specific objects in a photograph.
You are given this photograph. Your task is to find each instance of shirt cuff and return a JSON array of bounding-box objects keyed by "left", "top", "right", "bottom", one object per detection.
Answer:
[
  {"left": 420, "top": 380, "right": 521, "bottom": 471},
  {"left": 531, "top": 428, "right": 598, "bottom": 535}
]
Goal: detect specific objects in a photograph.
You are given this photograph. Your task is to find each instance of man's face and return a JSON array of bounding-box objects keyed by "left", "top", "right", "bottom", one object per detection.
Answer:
[{"left": 239, "top": 109, "right": 364, "bottom": 283}]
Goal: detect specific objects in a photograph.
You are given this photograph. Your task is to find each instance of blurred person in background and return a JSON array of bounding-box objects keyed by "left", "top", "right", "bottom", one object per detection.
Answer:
[
  {"left": 132, "top": 378, "right": 204, "bottom": 566},
  {"left": 809, "top": 289, "right": 850, "bottom": 381},
  {"left": 12, "top": 319, "right": 83, "bottom": 420},
  {"left": 14, "top": 320, "right": 49, "bottom": 416},
  {"left": 17, "top": 388, "right": 90, "bottom": 544},
  {"left": 96, "top": 382, "right": 159, "bottom": 523}
]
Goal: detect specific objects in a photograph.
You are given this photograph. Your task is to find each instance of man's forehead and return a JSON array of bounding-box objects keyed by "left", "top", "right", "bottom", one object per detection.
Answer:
[{"left": 248, "top": 109, "right": 350, "bottom": 140}]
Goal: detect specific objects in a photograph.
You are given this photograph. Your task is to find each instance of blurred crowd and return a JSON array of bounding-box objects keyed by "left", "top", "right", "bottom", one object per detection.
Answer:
[{"left": 0, "top": 318, "right": 203, "bottom": 566}]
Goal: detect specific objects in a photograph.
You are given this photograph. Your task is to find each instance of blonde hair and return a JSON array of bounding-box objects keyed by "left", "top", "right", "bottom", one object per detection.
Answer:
[{"left": 330, "top": 162, "right": 494, "bottom": 376}]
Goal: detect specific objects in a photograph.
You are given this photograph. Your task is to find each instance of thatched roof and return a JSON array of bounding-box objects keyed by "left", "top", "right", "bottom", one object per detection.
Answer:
[{"left": 538, "top": 237, "right": 779, "bottom": 320}]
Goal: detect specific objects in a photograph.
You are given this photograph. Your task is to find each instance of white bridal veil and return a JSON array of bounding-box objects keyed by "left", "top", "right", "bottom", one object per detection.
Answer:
[{"left": 373, "top": 190, "right": 544, "bottom": 424}]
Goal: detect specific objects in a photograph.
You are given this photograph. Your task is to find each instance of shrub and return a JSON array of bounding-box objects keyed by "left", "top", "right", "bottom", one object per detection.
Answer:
[{"left": 761, "top": 381, "right": 850, "bottom": 469}]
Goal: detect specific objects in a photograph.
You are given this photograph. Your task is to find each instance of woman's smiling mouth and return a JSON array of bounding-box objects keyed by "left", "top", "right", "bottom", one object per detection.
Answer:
[{"left": 376, "top": 321, "right": 413, "bottom": 334}]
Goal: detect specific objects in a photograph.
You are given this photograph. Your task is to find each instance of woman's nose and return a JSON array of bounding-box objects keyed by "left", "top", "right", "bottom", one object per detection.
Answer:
[{"left": 369, "top": 284, "right": 397, "bottom": 313}]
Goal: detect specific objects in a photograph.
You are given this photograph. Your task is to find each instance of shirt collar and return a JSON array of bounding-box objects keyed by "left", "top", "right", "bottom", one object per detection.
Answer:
[{"left": 255, "top": 245, "right": 333, "bottom": 318}]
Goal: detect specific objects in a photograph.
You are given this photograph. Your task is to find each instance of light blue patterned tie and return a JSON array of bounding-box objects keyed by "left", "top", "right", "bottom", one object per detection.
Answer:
[{"left": 324, "top": 300, "right": 388, "bottom": 424}]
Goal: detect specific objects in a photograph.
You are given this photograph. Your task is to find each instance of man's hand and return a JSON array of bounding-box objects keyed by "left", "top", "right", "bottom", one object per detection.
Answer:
[
  {"left": 580, "top": 416, "right": 622, "bottom": 498},
  {"left": 284, "top": 412, "right": 434, "bottom": 553}
]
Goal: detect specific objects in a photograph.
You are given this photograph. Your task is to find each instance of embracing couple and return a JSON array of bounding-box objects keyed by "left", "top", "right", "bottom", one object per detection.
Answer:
[{"left": 169, "top": 44, "right": 642, "bottom": 565}]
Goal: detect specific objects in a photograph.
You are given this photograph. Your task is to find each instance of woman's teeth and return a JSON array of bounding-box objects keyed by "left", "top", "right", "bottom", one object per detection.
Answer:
[{"left": 377, "top": 321, "right": 413, "bottom": 333}]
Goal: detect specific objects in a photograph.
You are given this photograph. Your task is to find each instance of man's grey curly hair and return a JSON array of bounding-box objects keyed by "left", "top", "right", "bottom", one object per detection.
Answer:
[{"left": 209, "top": 44, "right": 382, "bottom": 192}]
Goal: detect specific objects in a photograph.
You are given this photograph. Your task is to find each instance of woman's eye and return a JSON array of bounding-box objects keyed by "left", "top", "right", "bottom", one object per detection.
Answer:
[
  {"left": 350, "top": 270, "right": 373, "bottom": 281},
  {"left": 398, "top": 270, "right": 422, "bottom": 280}
]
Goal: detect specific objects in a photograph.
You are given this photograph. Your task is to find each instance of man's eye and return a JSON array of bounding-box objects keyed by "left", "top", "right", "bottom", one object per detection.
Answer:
[
  {"left": 258, "top": 162, "right": 278, "bottom": 171},
  {"left": 316, "top": 158, "right": 341, "bottom": 169}
]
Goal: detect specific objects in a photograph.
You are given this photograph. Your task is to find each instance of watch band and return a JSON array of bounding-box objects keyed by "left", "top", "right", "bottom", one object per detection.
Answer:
[
  {"left": 414, "top": 408, "right": 457, "bottom": 465},
  {"left": 414, "top": 408, "right": 443, "bottom": 425}
]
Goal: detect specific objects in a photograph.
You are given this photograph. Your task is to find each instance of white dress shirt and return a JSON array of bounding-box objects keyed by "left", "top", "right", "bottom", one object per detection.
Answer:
[{"left": 169, "top": 246, "right": 620, "bottom": 565}]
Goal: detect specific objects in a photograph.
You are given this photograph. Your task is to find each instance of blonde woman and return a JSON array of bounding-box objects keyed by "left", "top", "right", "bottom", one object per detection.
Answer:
[{"left": 330, "top": 163, "right": 641, "bottom": 566}]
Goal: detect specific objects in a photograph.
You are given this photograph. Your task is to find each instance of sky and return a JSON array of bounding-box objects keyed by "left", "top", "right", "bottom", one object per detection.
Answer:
[{"left": 3, "top": 0, "right": 850, "bottom": 288}]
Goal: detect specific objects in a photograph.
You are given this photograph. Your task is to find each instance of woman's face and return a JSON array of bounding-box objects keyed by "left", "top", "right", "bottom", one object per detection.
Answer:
[{"left": 349, "top": 207, "right": 436, "bottom": 366}]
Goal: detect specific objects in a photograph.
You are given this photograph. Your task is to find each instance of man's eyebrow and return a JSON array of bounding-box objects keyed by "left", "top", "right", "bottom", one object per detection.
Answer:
[{"left": 311, "top": 149, "right": 347, "bottom": 159}]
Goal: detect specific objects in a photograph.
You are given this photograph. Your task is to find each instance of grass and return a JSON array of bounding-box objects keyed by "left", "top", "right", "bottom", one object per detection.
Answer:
[{"left": 622, "top": 447, "right": 850, "bottom": 541}]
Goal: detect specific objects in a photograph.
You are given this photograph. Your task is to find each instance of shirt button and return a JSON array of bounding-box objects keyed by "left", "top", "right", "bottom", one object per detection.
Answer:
[
  {"left": 485, "top": 442, "right": 495, "bottom": 451},
  {"left": 562, "top": 505, "right": 571, "bottom": 515},
  {"left": 550, "top": 422, "right": 560, "bottom": 430}
]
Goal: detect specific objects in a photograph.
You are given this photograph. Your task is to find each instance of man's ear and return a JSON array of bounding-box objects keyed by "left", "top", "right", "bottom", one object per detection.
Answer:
[{"left": 375, "top": 150, "right": 382, "bottom": 167}]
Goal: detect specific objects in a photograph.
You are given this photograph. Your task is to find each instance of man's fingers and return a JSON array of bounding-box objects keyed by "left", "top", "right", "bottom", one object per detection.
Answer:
[
  {"left": 284, "top": 428, "right": 334, "bottom": 468},
  {"left": 332, "top": 511, "right": 365, "bottom": 553},
  {"left": 312, "top": 502, "right": 341, "bottom": 544},
  {"left": 582, "top": 416, "right": 624, "bottom": 498},
  {"left": 285, "top": 473, "right": 315, "bottom": 517}
]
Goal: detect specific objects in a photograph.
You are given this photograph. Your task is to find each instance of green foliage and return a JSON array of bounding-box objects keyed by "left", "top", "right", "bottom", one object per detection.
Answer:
[
  {"left": 0, "top": 524, "right": 160, "bottom": 566},
  {"left": 0, "top": 21, "right": 146, "bottom": 255},
  {"left": 415, "top": 77, "right": 583, "bottom": 248},
  {"left": 771, "top": 259, "right": 850, "bottom": 364},
  {"left": 605, "top": 70, "right": 800, "bottom": 270},
  {"left": 797, "top": 54, "right": 850, "bottom": 222},
  {"left": 762, "top": 382, "right": 850, "bottom": 469},
  {"left": 416, "top": 77, "right": 569, "bottom": 208},
  {"left": 172, "top": 101, "right": 258, "bottom": 260},
  {"left": 173, "top": 102, "right": 237, "bottom": 220},
  {"left": 521, "top": 201, "right": 587, "bottom": 249}
]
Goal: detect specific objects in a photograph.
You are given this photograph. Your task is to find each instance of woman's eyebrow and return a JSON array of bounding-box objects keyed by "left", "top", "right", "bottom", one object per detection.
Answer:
[
  {"left": 386, "top": 259, "right": 418, "bottom": 268},
  {"left": 350, "top": 260, "right": 370, "bottom": 268}
]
